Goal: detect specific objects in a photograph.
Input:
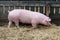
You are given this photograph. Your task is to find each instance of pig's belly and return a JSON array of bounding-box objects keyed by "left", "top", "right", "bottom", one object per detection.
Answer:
[{"left": 19, "top": 17, "right": 32, "bottom": 24}]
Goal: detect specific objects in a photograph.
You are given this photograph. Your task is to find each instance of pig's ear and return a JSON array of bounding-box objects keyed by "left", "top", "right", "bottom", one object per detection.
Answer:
[{"left": 49, "top": 18, "right": 51, "bottom": 21}]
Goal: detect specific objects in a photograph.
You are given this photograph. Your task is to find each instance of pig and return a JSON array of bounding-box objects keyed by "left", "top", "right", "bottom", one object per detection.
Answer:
[{"left": 8, "top": 9, "right": 52, "bottom": 29}]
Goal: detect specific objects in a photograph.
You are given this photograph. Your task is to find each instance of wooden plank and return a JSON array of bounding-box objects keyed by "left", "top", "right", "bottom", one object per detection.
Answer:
[
  {"left": 51, "top": 4, "right": 60, "bottom": 7},
  {"left": 0, "top": 18, "right": 8, "bottom": 22}
]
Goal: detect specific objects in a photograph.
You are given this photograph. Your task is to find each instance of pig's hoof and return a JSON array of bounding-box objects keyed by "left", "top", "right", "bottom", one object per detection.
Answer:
[
  {"left": 26, "top": 29, "right": 30, "bottom": 32},
  {"left": 25, "top": 28, "right": 34, "bottom": 31},
  {"left": 7, "top": 27, "right": 10, "bottom": 30},
  {"left": 17, "top": 28, "right": 19, "bottom": 29},
  {"left": 16, "top": 27, "right": 20, "bottom": 29}
]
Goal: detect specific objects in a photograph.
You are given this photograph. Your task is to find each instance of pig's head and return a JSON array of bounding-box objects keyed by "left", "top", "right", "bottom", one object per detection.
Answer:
[{"left": 46, "top": 17, "right": 52, "bottom": 26}]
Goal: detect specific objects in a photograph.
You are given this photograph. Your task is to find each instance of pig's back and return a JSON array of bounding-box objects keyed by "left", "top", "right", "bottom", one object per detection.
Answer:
[{"left": 18, "top": 9, "right": 40, "bottom": 23}]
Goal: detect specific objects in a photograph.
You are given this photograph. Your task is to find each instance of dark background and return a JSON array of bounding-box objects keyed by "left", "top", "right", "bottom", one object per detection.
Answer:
[{"left": 0, "top": 0, "right": 57, "bottom": 1}]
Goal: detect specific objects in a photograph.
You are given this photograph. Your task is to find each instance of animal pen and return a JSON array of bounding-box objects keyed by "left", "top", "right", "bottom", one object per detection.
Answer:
[
  {"left": 0, "top": 1, "right": 60, "bottom": 40},
  {"left": 0, "top": 1, "right": 60, "bottom": 25}
]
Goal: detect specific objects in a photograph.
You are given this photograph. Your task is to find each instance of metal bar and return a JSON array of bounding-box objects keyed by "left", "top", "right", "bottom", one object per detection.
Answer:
[
  {"left": 54, "top": 7, "right": 56, "bottom": 14},
  {"left": 14, "top": 5, "right": 16, "bottom": 9},
  {"left": 29, "top": 6, "right": 31, "bottom": 10},
  {"left": 34, "top": 6, "right": 36, "bottom": 12},
  {"left": 43, "top": 6, "right": 45, "bottom": 13},
  {"left": 8, "top": 6, "right": 10, "bottom": 11},
  {"left": 38, "top": 6, "right": 40, "bottom": 12},
  {"left": 3, "top": 5, "right": 5, "bottom": 14},
  {"left": 24, "top": 6, "right": 25, "bottom": 9},
  {"left": 59, "top": 8, "right": 60, "bottom": 14},
  {"left": 45, "top": 4, "right": 50, "bottom": 16}
]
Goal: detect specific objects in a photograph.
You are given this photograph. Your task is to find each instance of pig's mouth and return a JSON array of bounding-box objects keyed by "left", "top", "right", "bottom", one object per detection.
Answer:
[{"left": 47, "top": 21, "right": 52, "bottom": 26}]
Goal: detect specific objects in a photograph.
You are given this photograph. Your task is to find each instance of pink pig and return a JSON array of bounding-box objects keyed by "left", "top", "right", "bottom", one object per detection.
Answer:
[{"left": 8, "top": 9, "right": 52, "bottom": 28}]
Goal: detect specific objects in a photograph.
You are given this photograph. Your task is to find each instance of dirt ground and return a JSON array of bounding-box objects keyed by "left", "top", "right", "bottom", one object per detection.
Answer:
[{"left": 0, "top": 25, "right": 60, "bottom": 40}]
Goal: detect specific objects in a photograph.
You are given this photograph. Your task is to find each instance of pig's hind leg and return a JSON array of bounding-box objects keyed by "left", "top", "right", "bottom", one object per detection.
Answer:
[
  {"left": 14, "top": 20, "right": 19, "bottom": 28},
  {"left": 8, "top": 21, "right": 12, "bottom": 28}
]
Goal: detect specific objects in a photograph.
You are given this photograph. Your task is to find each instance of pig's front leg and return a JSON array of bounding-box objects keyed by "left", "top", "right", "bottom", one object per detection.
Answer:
[
  {"left": 27, "top": 23, "right": 37, "bottom": 31},
  {"left": 31, "top": 20, "right": 38, "bottom": 29},
  {"left": 27, "top": 20, "right": 37, "bottom": 31},
  {"left": 31, "top": 23, "right": 37, "bottom": 29}
]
